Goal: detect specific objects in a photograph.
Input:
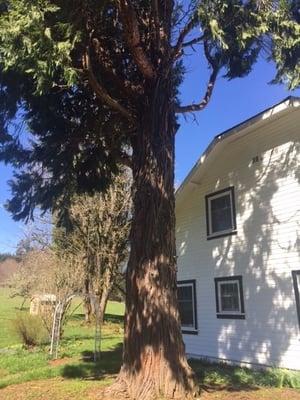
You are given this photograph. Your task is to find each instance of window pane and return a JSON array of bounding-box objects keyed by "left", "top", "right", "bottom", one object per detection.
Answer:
[
  {"left": 210, "top": 194, "right": 232, "bottom": 233},
  {"left": 178, "top": 285, "right": 194, "bottom": 327},
  {"left": 220, "top": 282, "right": 239, "bottom": 312},
  {"left": 178, "top": 301, "right": 194, "bottom": 326},
  {"left": 178, "top": 285, "right": 192, "bottom": 301}
]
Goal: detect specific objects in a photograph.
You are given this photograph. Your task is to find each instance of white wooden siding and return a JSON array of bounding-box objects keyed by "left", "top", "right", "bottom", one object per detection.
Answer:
[{"left": 176, "top": 108, "right": 300, "bottom": 370}]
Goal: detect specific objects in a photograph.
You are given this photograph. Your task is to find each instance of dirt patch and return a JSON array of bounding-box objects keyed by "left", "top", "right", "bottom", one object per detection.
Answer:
[
  {"left": 0, "top": 380, "right": 299, "bottom": 400},
  {"left": 89, "top": 386, "right": 300, "bottom": 400},
  {"left": 199, "top": 387, "right": 300, "bottom": 400},
  {"left": 0, "top": 378, "right": 100, "bottom": 400},
  {"left": 48, "top": 357, "right": 74, "bottom": 367}
]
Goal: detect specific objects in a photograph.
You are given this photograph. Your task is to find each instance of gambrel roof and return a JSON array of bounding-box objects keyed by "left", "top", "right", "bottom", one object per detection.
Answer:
[{"left": 176, "top": 96, "right": 300, "bottom": 206}]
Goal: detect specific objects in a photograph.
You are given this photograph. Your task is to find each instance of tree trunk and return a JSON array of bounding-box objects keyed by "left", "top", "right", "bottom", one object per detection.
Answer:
[
  {"left": 98, "top": 267, "right": 112, "bottom": 325},
  {"left": 83, "top": 278, "right": 93, "bottom": 324},
  {"left": 107, "top": 78, "right": 197, "bottom": 399}
]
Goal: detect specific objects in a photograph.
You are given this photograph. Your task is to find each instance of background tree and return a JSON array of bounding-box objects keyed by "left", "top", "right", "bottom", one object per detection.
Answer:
[
  {"left": 0, "top": 252, "right": 13, "bottom": 262},
  {"left": 54, "top": 171, "right": 131, "bottom": 325},
  {"left": 0, "top": 1, "right": 299, "bottom": 398}
]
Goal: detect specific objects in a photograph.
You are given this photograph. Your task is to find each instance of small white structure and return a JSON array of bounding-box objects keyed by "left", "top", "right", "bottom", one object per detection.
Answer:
[
  {"left": 176, "top": 97, "right": 300, "bottom": 370},
  {"left": 30, "top": 294, "right": 56, "bottom": 316}
]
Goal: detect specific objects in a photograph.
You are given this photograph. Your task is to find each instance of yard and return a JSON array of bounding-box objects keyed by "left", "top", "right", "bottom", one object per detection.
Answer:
[{"left": 0, "top": 287, "right": 300, "bottom": 400}]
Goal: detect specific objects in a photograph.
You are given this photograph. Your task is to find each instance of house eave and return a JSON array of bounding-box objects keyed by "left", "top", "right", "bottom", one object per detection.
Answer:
[{"left": 175, "top": 96, "right": 300, "bottom": 203}]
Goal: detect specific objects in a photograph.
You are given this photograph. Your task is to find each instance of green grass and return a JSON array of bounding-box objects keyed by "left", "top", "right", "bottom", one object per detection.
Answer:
[
  {"left": 0, "top": 286, "right": 300, "bottom": 397},
  {"left": 0, "top": 287, "right": 124, "bottom": 390},
  {"left": 190, "top": 359, "right": 300, "bottom": 390},
  {"left": 0, "top": 287, "right": 28, "bottom": 348}
]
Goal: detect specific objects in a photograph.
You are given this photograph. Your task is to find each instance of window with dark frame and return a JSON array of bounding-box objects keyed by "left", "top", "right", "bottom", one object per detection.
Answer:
[
  {"left": 177, "top": 280, "right": 197, "bottom": 334},
  {"left": 205, "top": 187, "right": 237, "bottom": 239},
  {"left": 214, "top": 276, "right": 245, "bottom": 319},
  {"left": 292, "top": 270, "right": 300, "bottom": 329}
]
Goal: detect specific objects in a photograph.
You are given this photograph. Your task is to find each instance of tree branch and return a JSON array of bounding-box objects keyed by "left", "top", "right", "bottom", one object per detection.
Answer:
[
  {"left": 175, "top": 66, "right": 219, "bottom": 114},
  {"left": 91, "top": 38, "right": 143, "bottom": 99},
  {"left": 182, "top": 34, "right": 205, "bottom": 48},
  {"left": 117, "top": 153, "right": 132, "bottom": 169},
  {"left": 151, "top": 0, "right": 161, "bottom": 51},
  {"left": 172, "top": 15, "right": 198, "bottom": 59},
  {"left": 83, "top": 49, "right": 133, "bottom": 121},
  {"left": 115, "top": 281, "right": 126, "bottom": 296},
  {"left": 118, "top": 0, "right": 156, "bottom": 80}
]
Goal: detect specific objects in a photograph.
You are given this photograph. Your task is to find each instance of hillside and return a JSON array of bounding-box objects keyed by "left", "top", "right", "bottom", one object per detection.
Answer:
[{"left": 0, "top": 258, "right": 19, "bottom": 285}]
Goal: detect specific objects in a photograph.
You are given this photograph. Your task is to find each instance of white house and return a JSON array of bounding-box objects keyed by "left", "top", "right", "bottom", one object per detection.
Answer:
[{"left": 175, "top": 96, "right": 300, "bottom": 370}]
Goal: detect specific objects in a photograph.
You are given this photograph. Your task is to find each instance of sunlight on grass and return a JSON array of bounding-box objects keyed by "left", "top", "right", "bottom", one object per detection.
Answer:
[
  {"left": 0, "top": 287, "right": 124, "bottom": 390},
  {"left": 1, "top": 286, "right": 300, "bottom": 398}
]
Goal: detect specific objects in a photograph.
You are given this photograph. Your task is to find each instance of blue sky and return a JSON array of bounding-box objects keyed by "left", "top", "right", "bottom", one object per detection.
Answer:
[{"left": 1, "top": 55, "right": 299, "bottom": 253}]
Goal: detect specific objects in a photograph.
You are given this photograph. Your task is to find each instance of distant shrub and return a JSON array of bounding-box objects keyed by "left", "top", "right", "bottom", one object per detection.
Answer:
[{"left": 12, "top": 314, "right": 49, "bottom": 348}]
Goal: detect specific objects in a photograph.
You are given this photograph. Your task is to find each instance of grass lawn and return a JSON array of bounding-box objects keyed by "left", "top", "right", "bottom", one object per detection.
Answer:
[{"left": 0, "top": 287, "right": 300, "bottom": 399}]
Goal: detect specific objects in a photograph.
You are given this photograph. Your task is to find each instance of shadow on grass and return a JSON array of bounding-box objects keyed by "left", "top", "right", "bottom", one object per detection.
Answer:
[
  {"left": 190, "top": 359, "right": 261, "bottom": 393},
  {"left": 68, "top": 313, "right": 86, "bottom": 321},
  {"left": 61, "top": 343, "right": 122, "bottom": 381},
  {"left": 104, "top": 313, "right": 124, "bottom": 324},
  {"left": 68, "top": 313, "right": 124, "bottom": 324},
  {"left": 190, "top": 358, "right": 300, "bottom": 393}
]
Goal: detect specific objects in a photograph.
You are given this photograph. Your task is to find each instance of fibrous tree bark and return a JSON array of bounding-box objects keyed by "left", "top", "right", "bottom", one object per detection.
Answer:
[{"left": 110, "top": 78, "right": 197, "bottom": 399}]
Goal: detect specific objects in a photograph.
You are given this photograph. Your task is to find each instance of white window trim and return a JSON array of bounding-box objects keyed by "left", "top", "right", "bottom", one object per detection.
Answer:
[
  {"left": 177, "top": 281, "right": 197, "bottom": 332},
  {"left": 217, "top": 280, "right": 242, "bottom": 315},
  {"left": 206, "top": 187, "right": 236, "bottom": 238}
]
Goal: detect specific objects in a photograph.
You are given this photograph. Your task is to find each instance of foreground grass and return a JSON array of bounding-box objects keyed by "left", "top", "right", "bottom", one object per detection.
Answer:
[
  {"left": 0, "top": 287, "right": 300, "bottom": 399},
  {"left": 0, "top": 287, "right": 124, "bottom": 389}
]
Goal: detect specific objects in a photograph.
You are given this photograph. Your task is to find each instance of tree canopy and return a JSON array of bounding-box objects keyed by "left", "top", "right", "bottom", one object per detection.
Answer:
[
  {"left": 0, "top": 1, "right": 298, "bottom": 222},
  {"left": 0, "top": 1, "right": 299, "bottom": 399}
]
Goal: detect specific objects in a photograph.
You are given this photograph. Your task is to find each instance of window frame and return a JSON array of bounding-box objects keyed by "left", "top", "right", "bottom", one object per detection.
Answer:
[
  {"left": 292, "top": 270, "right": 300, "bottom": 330},
  {"left": 205, "top": 186, "right": 237, "bottom": 240},
  {"left": 214, "top": 276, "right": 245, "bottom": 319},
  {"left": 177, "top": 279, "right": 198, "bottom": 335}
]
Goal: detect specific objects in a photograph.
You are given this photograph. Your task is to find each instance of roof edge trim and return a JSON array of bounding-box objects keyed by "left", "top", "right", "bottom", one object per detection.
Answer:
[{"left": 175, "top": 96, "right": 300, "bottom": 199}]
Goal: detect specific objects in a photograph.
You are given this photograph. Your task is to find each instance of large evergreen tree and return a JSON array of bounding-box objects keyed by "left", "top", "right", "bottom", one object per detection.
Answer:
[{"left": 0, "top": 1, "right": 299, "bottom": 398}]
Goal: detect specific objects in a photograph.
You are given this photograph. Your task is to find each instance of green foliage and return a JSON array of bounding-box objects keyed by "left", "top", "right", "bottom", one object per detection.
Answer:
[
  {"left": 12, "top": 313, "right": 49, "bottom": 348},
  {"left": 0, "top": 0, "right": 79, "bottom": 93},
  {"left": 267, "top": 2, "right": 300, "bottom": 89},
  {"left": 0, "top": 287, "right": 124, "bottom": 389},
  {"left": 0, "top": 1, "right": 298, "bottom": 223},
  {"left": 198, "top": 0, "right": 300, "bottom": 88}
]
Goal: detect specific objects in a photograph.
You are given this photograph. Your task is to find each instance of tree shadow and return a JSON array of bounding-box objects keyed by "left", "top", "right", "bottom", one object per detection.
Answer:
[
  {"left": 62, "top": 343, "right": 122, "bottom": 380},
  {"left": 67, "top": 312, "right": 124, "bottom": 324},
  {"left": 104, "top": 313, "right": 124, "bottom": 324},
  {"left": 176, "top": 110, "right": 300, "bottom": 371}
]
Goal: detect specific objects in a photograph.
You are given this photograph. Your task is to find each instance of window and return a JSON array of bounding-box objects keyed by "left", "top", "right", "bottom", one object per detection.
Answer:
[
  {"left": 214, "top": 276, "right": 245, "bottom": 319},
  {"left": 292, "top": 270, "right": 300, "bottom": 329},
  {"left": 205, "top": 187, "right": 237, "bottom": 239},
  {"left": 177, "top": 280, "right": 197, "bottom": 334}
]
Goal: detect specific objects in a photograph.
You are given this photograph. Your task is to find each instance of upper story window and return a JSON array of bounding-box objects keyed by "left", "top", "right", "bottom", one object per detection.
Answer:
[
  {"left": 214, "top": 276, "right": 245, "bottom": 319},
  {"left": 177, "top": 280, "right": 198, "bottom": 334},
  {"left": 205, "top": 186, "right": 237, "bottom": 239}
]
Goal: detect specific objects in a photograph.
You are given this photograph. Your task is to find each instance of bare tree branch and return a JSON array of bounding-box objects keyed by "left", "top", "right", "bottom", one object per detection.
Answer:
[
  {"left": 182, "top": 34, "right": 205, "bottom": 48},
  {"left": 175, "top": 66, "right": 219, "bottom": 114},
  {"left": 172, "top": 15, "right": 198, "bottom": 60},
  {"left": 118, "top": 0, "right": 156, "bottom": 79},
  {"left": 83, "top": 49, "right": 133, "bottom": 121}
]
